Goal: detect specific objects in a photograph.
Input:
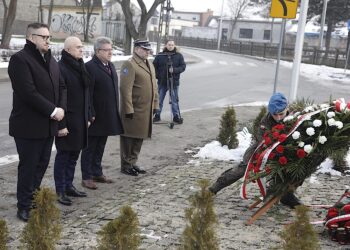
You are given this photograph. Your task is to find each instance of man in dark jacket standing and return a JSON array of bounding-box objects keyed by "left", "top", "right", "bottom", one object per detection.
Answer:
[
  {"left": 119, "top": 39, "right": 159, "bottom": 176},
  {"left": 81, "top": 37, "right": 123, "bottom": 189},
  {"left": 8, "top": 23, "right": 66, "bottom": 222},
  {"left": 54, "top": 36, "right": 91, "bottom": 206},
  {"left": 153, "top": 39, "right": 186, "bottom": 124}
]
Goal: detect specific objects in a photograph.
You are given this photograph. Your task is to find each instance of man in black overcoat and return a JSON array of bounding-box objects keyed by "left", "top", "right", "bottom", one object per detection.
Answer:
[
  {"left": 54, "top": 36, "right": 91, "bottom": 206},
  {"left": 80, "top": 37, "right": 123, "bottom": 189},
  {"left": 8, "top": 23, "right": 66, "bottom": 222}
]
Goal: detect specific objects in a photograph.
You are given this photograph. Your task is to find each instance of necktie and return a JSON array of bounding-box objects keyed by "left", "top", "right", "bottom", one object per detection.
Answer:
[{"left": 105, "top": 64, "right": 111, "bottom": 75}]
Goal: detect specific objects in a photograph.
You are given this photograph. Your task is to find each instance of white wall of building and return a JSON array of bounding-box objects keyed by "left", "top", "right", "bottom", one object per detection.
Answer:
[{"left": 42, "top": 7, "right": 102, "bottom": 40}]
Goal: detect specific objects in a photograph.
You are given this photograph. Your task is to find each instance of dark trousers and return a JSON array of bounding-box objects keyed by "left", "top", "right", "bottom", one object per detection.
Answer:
[
  {"left": 120, "top": 135, "right": 143, "bottom": 168},
  {"left": 14, "top": 137, "right": 54, "bottom": 210},
  {"left": 81, "top": 136, "right": 107, "bottom": 180},
  {"left": 54, "top": 150, "right": 80, "bottom": 193}
]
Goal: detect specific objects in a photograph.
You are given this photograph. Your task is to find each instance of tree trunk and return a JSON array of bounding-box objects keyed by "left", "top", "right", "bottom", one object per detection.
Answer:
[
  {"left": 1, "top": 0, "right": 17, "bottom": 49},
  {"left": 1, "top": 0, "right": 9, "bottom": 40},
  {"left": 47, "top": 0, "right": 54, "bottom": 28},
  {"left": 322, "top": 19, "right": 333, "bottom": 63},
  {"left": 39, "top": 0, "right": 43, "bottom": 23},
  {"left": 124, "top": 27, "right": 132, "bottom": 55},
  {"left": 229, "top": 18, "right": 237, "bottom": 41}
]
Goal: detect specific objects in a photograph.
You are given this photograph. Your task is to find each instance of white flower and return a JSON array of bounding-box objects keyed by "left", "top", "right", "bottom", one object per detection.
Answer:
[
  {"left": 318, "top": 136, "right": 327, "bottom": 144},
  {"left": 313, "top": 119, "right": 322, "bottom": 127},
  {"left": 327, "top": 112, "right": 335, "bottom": 118},
  {"left": 298, "top": 141, "right": 305, "bottom": 147},
  {"left": 320, "top": 103, "right": 329, "bottom": 109},
  {"left": 328, "top": 118, "right": 336, "bottom": 126},
  {"left": 335, "top": 121, "right": 343, "bottom": 129},
  {"left": 292, "top": 131, "right": 300, "bottom": 140},
  {"left": 304, "top": 144, "right": 313, "bottom": 154},
  {"left": 340, "top": 103, "right": 346, "bottom": 111},
  {"left": 304, "top": 115, "right": 311, "bottom": 121},
  {"left": 306, "top": 127, "right": 315, "bottom": 136},
  {"left": 303, "top": 106, "right": 314, "bottom": 113},
  {"left": 283, "top": 115, "right": 294, "bottom": 122},
  {"left": 294, "top": 112, "right": 301, "bottom": 117}
]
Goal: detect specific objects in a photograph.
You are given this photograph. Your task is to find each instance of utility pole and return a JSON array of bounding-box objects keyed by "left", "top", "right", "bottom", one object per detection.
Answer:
[
  {"left": 217, "top": 0, "right": 224, "bottom": 50},
  {"left": 273, "top": 19, "right": 286, "bottom": 94},
  {"left": 289, "top": 0, "right": 309, "bottom": 102},
  {"left": 319, "top": 0, "right": 328, "bottom": 49},
  {"left": 156, "top": 0, "right": 173, "bottom": 54}
]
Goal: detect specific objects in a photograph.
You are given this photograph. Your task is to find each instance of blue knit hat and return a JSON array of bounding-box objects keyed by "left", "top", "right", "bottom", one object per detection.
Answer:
[{"left": 268, "top": 92, "right": 288, "bottom": 114}]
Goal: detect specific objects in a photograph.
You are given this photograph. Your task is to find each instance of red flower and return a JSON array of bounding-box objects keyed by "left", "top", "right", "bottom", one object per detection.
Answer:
[
  {"left": 253, "top": 167, "right": 260, "bottom": 173},
  {"left": 264, "top": 137, "right": 271, "bottom": 145},
  {"left": 278, "top": 156, "right": 288, "bottom": 165},
  {"left": 276, "top": 145, "right": 284, "bottom": 153},
  {"left": 272, "top": 131, "right": 279, "bottom": 139},
  {"left": 342, "top": 204, "right": 350, "bottom": 214},
  {"left": 327, "top": 207, "right": 338, "bottom": 219},
  {"left": 254, "top": 153, "right": 260, "bottom": 160},
  {"left": 263, "top": 132, "right": 269, "bottom": 138},
  {"left": 268, "top": 152, "right": 276, "bottom": 160},
  {"left": 278, "top": 134, "right": 287, "bottom": 142},
  {"left": 296, "top": 149, "right": 306, "bottom": 158},
  {"left": 265, "top": 166, "right": 271, "bottom": 174},
  {"left": 274, "top": 124, "right": 285, "bottom": 130}
]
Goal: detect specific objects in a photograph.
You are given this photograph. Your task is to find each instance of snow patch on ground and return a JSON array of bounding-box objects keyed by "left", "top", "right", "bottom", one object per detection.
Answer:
[
  {"left": 194, "top": 127, "right": 252, "bottom": 161},
  {"left": 280, "top": 60, "right": 350, "bottom": 84}
]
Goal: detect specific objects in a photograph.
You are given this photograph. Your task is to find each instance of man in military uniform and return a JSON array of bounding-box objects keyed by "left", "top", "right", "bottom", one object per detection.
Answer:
[
  {"left": 209, "top": 93, "right": 302, "bottom": 209},
  {"left": 119, "top": 39, "right": 159, "bottom": 176}
]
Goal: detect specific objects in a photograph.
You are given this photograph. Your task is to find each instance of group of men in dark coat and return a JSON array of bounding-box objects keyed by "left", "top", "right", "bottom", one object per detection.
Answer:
[
  {"left": 8, "top": 22, "right": 162, "bottom": 222},
  {"left": 8, "top": 23, "right": 127, "bottom": 221}
]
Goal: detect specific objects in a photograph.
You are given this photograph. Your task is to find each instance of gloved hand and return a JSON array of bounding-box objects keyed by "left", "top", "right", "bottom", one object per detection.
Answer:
[
  {"left": 153, "top": 109, "right": 159, "bottom": 115},
  {"left": 125, "top": 113, "right": 133, "bottom": 119}
]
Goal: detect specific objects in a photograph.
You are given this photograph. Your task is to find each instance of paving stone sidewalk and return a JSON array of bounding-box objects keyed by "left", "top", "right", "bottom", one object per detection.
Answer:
[{"left": 0, "top": 106, "right": 347, "bottom": 249}]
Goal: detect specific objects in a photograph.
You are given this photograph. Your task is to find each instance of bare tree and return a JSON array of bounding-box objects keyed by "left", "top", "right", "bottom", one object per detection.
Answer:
[
  {"left": 76, "top": 0, "right": 95, "bottom": 42},
  {"left": 227, "top": 0, "right": 249, "bottom": 40},
  {"left": 1, "top": 0, "right": 17, "bottom": 49},
  {"left": 47, "top": 0, "right": 54, "bottom": 28},
  {"left": 115, "top": 0, "right": 165, "bottom": 54}
]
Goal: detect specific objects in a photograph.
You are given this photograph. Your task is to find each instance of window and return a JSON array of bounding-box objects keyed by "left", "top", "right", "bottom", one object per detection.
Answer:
[
  {"left": 263, "top": 30, "right": 271, "bottom": 40},
  {"left": 151, "top": 17, "right": 158, "bottom": 25},
  {"left": 222, "top": 28, "right": 228, "bottom": 41},
  {"left": 239, "top": 28, "right": 253, "bottom": 39},
  {"left": 192, "top": 17, "right": 197, "bottom": 20}
]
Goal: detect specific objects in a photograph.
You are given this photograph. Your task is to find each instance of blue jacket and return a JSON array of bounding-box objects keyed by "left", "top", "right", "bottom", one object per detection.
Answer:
[{"left": 153, "top": 48, "right": 186, "bottom": 86}]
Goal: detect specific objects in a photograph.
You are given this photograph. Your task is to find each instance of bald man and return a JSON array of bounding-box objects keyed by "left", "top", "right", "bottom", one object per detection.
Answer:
[{"left": 53, "top": 36, "right": 92, "bottom": 206}]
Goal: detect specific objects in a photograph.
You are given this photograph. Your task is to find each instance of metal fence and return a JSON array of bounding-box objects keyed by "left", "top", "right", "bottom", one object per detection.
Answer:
[
  {"left": 102, "top": 20, "right": 125, "bottom": 46},
  {"left": 149, "top": 35, "right": 350, "bottom": 69}
]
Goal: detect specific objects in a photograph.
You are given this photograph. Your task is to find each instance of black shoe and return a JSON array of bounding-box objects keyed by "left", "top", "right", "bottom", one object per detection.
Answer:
[
  {"left": 153, "top": 114, "right": 160, "bottom": 123},
  {"left": 17, "top": 209, "right": 30, "bottom": 222},
  {"left": 121, "top": 167, "right": 138, "bottom": 176},
  {"left": 280, "top": 192, "right": 302, "bottom": 209},
  {"left": 57, "top": 192, "right": 72, "bottom": 206},
  {"left": 65, "top": 186, "right": 87, "bottom": 197},
  {"left": 173, "top": 116, "right": 183, "bottom": 124},
  {"left": 133, "top": 165, "right": 147, "bottom": 174}
]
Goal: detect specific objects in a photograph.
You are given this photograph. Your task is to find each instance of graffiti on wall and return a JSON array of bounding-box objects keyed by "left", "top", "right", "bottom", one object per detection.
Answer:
[{"left": 51, "top": 13, "right": 98, "bottom": 38}]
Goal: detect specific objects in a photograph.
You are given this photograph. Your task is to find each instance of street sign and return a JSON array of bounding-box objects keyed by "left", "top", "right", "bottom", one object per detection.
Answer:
[{"left": 270, "top": 0, "right": 299, "bottom": 19}]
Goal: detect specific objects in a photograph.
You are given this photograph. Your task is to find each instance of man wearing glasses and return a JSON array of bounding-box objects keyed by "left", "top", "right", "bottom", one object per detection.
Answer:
[
  {"left": 119, "top": 39, "right": 159, "bottom": 176},
  {"left": 81, "top": 37, "right": 123, "bottom": 189},
  {"left": 8, "top": 23, "right": 66, "bottom": 222}
]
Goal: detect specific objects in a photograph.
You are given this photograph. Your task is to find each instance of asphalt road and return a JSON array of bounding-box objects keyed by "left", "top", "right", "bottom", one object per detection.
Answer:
[{"left": 0, "top": 48, "right": 349, "bottom": 157}]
